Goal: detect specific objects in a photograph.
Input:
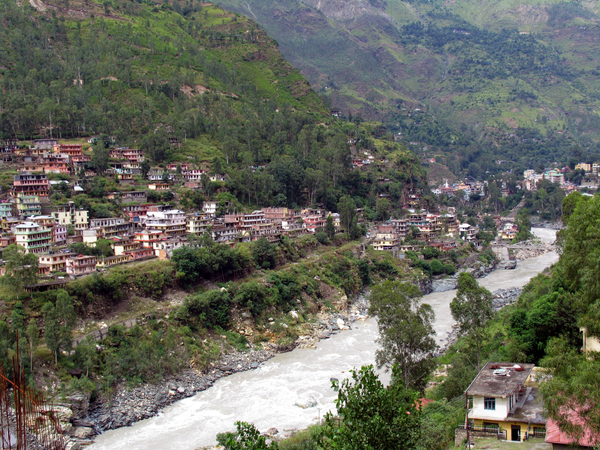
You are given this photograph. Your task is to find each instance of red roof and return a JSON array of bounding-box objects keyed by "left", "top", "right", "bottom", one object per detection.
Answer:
[{"left": 546, "top": 412, "right": 599, "bottom": 448}]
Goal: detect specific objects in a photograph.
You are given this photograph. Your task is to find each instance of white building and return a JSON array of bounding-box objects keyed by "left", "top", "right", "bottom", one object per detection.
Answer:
[
  {"left": 146, "top": 209, "right": 186, "bottom": 237},
  {"left": 14, "top": 222, "right": 52, "bottom": 254}
]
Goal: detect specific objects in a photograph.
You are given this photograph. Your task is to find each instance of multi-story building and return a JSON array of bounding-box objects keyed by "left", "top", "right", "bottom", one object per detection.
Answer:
[
  {"left": 500, "top": 222, "right": 518, "bottom": 241},
  {"left": 28, "top": 215, "right": 55, "bottom": 228},
  {"left": 0, "top": 201, "right": 13, "bottom": 220},
  {"left": 182, "top": 169, "right": 205, "bottom": 181},
  {"left": 122, "top": 148, "right": 144, "bottom": 163},
  {"left": 53, "top": 144, "right": 82, "bottom": 158},
  {"left": 261, "top": 207, "right": 293, "bottom": 224},
  {"left": 459, "top": 223, "right": 478, "bottom": 242},
  {"left": 66, "top": 255, "right": 97, "bottom": 277},
  {"left": 14, "top": 195, "right": 42, "bottom": 218},
  {"left": 33, "top": 139, "right": 58, "bottom": 150},
  {"left": 100, "top": 221, "right": 138, "bottom": 239},
  {"left": 14, "top": 222, "right": 52, "bottom": 254},
  {"left": 390, "top": 218, "right": 409, "bottom": 238},
  {"left": 12, "top": 173, "right": 50, "bottom": 197},
  {"left": 134, "top": 230, "right": 163, "bottom": 248},
  {"left": 38, "top": 252, "right": 69, "bottom": 273},
  {"left": 212, "top": 223, "right": 238, "bottom": 243},
  {"left": 203, "top": 201, "right": 219, "bottom": 217},
  {"left": 0, "top": 234, "right": 16, "bottom": 249},
  {"left": 186, "top": 215, "right": 211, "bottom": 235},
  {"left": 114, "top": 239, "right": 141, "bottom": 255},
  {"left": 146, "top": 208, "right": 186, "bottom": 237},
  {"left": 372, "top": 225, "right": 399, "bottom": 251},
  {"left": 153, "top": 237, "right": 186, "bottom": 260},
  {"left": 440, "top": 214, "right": 458, "bottom": 237},
  {"left": 71, "top": 155, "right": 91, "bottom": 169},
  {"left": 122, "top": 203, "right": 151, "bottom": 223},
  {"left": 302, "top": 215, "right": 326, "bottom": 233},
  {"left": 52, "top": 203, "right": 89, "bottom": 230}
]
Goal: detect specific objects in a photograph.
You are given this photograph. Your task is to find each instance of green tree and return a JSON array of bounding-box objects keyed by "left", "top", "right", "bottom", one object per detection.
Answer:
[
  {"left": 56, "top": 290, "right": 76, "bottom": 352},
  {"left": 540, "top": 338, "right": 600, "bottom": 446},
  {"left": 514, "top": 208, "right": 533, "bottom": 242},
  {"left": 369, "top": 281, "right": 437, "bottom": 390},
  {"left": 450, "top": 273, "right": 493, "bottom": 367},
  {"left": 315, "top": 365, "right": 421, "bottom": 450},
  {"left": 561, "top": 191, "right": 585, "bottom": 225},
  {"left": 325, "top": 215, "right": 335, "bottom": 239},
  {"left": 26, "top": 320, "right": 40, "bottom": 370},
  {"left": 42, "top": 302, "right": 61, "bottom": 364},
  {"left": 252, "top": 237, "right": 276, "bottom": 270},
  {"left": 218, "top": 421, "right": 278, "bottom": 450},
  {"left": 90, "top": 139, "right": 110, "bottom": 174},
  {"left": 1, "top": 244, "right": 38, "bottom": 292},
  {"left": 338, "top": 195, "right": 356, "bottom": 233},
  {"left": 376, "top": 198, "right": 390, "bottom": 221}
]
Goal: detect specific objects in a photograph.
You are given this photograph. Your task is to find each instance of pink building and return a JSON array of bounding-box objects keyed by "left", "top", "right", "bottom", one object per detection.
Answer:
[{"left": 66, "top": 255, "right": 97, "bottom": 276}]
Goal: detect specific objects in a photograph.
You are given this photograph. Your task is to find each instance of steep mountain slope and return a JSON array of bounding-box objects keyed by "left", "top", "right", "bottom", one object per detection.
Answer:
[
  {"left": 215, "top": 0, "right": 600, "bottom": 174},
  {"left": 0, "top": 0, "right": 427, "bottom": 211}
]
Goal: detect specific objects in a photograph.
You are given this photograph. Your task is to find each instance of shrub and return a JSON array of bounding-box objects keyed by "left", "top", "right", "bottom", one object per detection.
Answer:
[
  {"left": 430, "top": 259, "right": 444, "bottom": 275},
  {"left": 444, "top": 263, "right": 456, "bottom": 275},
  {"left": 315, "top": 231, "right": 330, "bottom": 245}
]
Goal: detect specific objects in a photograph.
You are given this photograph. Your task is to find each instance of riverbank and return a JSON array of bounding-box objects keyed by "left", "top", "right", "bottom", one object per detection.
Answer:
[
  {"left": 61, "top": 295, "right": 371, "bottom": 447},
  {"left": 84, "top": 233, "right": 556, "bottom": 448}
]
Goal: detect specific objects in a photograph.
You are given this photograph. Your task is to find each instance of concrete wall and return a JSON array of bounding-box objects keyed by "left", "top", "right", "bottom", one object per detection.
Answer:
[
  {"left": 582, "top": 328, "right": 600, "bottom": 353},
  {"left": 472, "top": 396, "right": 509, "bottom": 420}
]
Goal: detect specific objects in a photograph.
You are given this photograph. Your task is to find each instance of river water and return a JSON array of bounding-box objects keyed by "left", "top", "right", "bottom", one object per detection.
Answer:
[{"left": 91, "top": 228, "right": 558, "bottom": 450}]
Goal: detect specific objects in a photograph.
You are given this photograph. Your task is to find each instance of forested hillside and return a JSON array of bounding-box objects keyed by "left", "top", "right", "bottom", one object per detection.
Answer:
[
  {"left": 0, "top": 0, "right": 426, "bottom": 210},
  {"left": 215, "top": 0, "right": 600, "bottom": 177}
]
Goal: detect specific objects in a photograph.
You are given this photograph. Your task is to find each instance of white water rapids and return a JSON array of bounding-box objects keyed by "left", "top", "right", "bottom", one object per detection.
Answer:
[{"left": 90, "top": 228, "right": 558, "bottom": 450}]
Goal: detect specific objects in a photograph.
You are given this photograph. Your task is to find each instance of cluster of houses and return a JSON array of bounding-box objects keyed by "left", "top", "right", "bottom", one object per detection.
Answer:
[
  {"left": 521, "top": 163, "right": 600, "bottom": 192},
  {"left": 0, "top": 139, "right": 225, "bottom": 188},
  {"left": 369, "top": 210, "right": 498, "bottom": 253},
  {"left": 0, "top": 172, "right": 344, "bottom": 279},
  {"left": 431, "top": 180, "right": 486, "bottom": 200},
  {"left": 368, "top": 209, "right": 523, "bottom": 253}
]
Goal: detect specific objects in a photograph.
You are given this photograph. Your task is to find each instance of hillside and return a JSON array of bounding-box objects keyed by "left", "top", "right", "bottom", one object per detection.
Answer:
[
  {"left": 0, "top": 0, "right": 427, "bottom": 211},
  {"left": 215, "top": 0, "right": 600, "bottom": 176}
]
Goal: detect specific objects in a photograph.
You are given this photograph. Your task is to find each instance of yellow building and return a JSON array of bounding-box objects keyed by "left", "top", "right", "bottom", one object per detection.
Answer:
[{"left": 465, "top": 362, "right": 546, "bottom": 442}]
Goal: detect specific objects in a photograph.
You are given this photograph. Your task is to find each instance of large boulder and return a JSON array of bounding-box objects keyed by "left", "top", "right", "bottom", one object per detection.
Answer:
[{"left": 295, "top": 395, "right": 317, "bottom": 409}]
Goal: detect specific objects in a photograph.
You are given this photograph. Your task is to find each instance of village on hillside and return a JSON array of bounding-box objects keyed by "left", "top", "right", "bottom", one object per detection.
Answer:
[{"left": 0, "top": 137, "right": 590, "bottom": 289}]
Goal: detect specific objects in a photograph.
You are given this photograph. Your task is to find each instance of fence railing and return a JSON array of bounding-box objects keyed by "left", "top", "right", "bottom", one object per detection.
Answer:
[
  {"left": 456, "top": 424, "right": 507, "bottom": 440},
  {"left": 0, "top": 337, "right": 66, "bottom": 450}
]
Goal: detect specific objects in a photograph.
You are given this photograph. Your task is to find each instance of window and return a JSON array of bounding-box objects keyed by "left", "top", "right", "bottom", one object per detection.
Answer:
[{"left": 484, "top": 397, "right": 496, "bottom": 410}]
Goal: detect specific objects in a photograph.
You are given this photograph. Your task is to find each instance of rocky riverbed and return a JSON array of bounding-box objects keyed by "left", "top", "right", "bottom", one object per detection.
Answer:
[
  {"left": 428, "top": 259, "right": 515, "bottom": 294},
  {"left": 66, "top": 295, "right": 370, "bottom": 446}
]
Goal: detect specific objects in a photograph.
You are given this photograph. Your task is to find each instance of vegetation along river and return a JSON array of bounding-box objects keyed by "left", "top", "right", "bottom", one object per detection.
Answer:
[{"left": 90, "top": 229, "right": 558, "bottom": 450}]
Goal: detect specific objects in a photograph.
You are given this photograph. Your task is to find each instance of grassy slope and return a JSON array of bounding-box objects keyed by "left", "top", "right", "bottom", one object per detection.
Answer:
[{"left": 0, "top": 0, "right": 327, "bottom": 161}]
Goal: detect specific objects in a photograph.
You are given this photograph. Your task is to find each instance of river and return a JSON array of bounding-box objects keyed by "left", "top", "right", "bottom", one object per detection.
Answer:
[{"left": 90, "top": 228, "right": 558, "bottom": 450}]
